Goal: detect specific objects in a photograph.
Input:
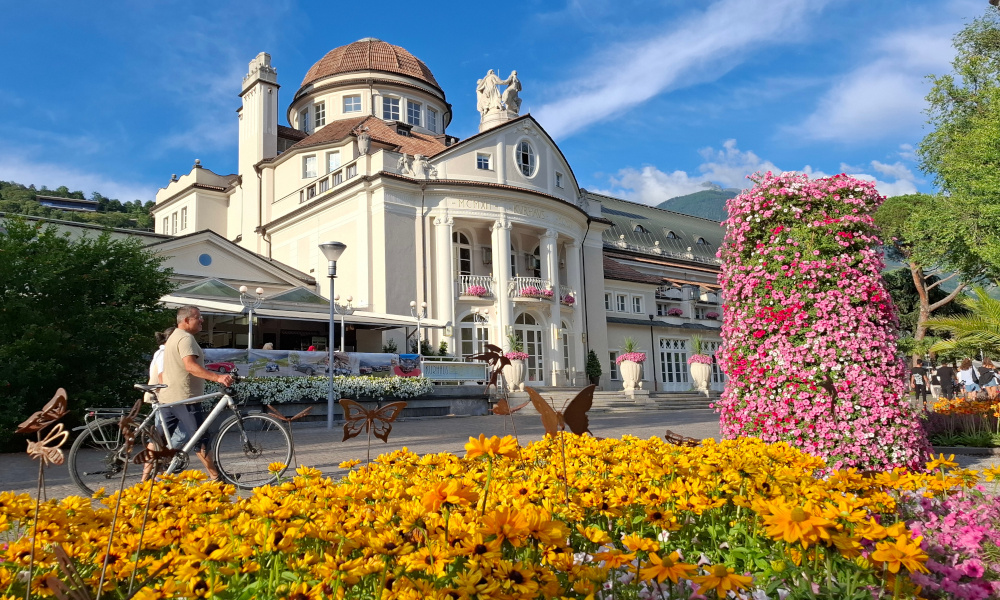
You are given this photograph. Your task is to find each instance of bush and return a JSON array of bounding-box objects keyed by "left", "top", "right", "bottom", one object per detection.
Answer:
[
  {"left": 0, "top": 217, "right": 174, "bottom": 451},
  {"left": 586, "top": 350, "right": 602, "bottom": 379}
]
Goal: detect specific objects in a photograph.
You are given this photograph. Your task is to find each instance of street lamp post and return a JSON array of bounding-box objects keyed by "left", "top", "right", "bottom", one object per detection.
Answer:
[
  {"left": 319, "top": 241, "right": 347, "bottom": 429},
  {"left": 648, "top": 314, "right": 658, "bottom": 392},
  {"left": 239, "top": 286, "right": 264, "bottom": 350},
  {"left": 334, "top": 294, "right": 354, "bottom": 352},
  {"left": 410, "top": 300, "right": 427, "bottom": 354}
]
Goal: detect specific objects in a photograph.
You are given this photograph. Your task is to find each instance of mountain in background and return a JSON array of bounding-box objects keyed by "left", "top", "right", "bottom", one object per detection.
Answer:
[{"left": 655, "top": 187, "right": 738, "bottom": 222}]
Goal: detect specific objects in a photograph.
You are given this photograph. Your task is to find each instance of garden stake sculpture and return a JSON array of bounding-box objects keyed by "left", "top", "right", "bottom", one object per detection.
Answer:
[
  {"left": 16, "top": 388, "right": 69, "bottom": 600},
  {"left": 472, "top": 343, "right": 528, "bottom": 444},
  {"left": 266, "top": 405, "right": 314, "bottom": 466},
  {"left": 525, "top": 385, "right": 596, "bottom": 504},
  {"left": 663, "top": 430, "right": 700, "bottom": 448},
  {"left": 340, "top": 399, "right": 407, "bottom": 464},
  {"left": 127, "top": 423, "right": 177, "bottom": 598}
]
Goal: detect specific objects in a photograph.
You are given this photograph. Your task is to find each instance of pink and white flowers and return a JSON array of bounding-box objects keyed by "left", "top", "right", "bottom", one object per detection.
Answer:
[
  {"left": 464, "top": 285, "right": 489, "bottom": 297},
  {"left": 688, "top": 354, "right": 713, "bottom": 365},
  {"left": 715, "top": 172, "right": 928, "bottom": 471},
  {"left": 505, "top": 351, "right": 529, "bottom": 361},
  {"left": 615, "top": 352, "right": 646, "bottom": 364}
]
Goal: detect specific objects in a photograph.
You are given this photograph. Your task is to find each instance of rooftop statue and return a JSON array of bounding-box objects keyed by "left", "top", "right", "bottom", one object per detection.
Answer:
[{"left": 476, "top": 69, "right": 521, "bottom": 120}]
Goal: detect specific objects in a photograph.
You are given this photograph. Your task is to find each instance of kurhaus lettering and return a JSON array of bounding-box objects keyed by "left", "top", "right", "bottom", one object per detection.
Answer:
[{"left": 454, "top": 198, "right": 546, "bottom": 220}]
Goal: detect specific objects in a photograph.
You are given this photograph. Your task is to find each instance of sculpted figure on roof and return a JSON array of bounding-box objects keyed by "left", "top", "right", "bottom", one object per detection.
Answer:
[
  {"left": 476, "top": 70, "right": 503, "bottom": 117},
  {"left": 501, "top": 70, "right": 521, "bottom": 114}
]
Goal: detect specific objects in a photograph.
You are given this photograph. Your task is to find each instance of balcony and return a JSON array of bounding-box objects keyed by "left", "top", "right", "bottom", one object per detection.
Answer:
[
  {"left": 456, "top": 275, "right": 495, "bottom": 299},
  {"left": 559, "top": 284, "right": 577, "bottom": 308},
  {"left": 509, "top": 277, "right": 552, "bottom": 300}
]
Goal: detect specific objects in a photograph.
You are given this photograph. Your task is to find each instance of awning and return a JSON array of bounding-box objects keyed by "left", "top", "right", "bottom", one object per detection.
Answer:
[{"left": 160, "top": 295, "right": 447, "bottom": 329}]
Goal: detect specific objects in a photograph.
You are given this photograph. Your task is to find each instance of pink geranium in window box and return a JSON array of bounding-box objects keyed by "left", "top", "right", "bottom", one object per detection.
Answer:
[
  {"left": 562, "top": 294, "right": 575, "bottom": 305},
  {"left": 666, "top": 308, "right": 684, "bottom": 317},
  {"left": 705, "top": 311, "right": 720, "bottom": 319},
  {"left": 505, "top": 351, "right": 529, "bottom": 360},
  {"left": 615, "top": 352, "right": 646, "bottom": 364},
  {"left": 464, "top": 285, "right": 489, "bottom": 297}
]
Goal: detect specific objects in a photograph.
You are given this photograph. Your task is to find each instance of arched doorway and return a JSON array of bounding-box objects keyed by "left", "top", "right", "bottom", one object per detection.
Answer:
[
  {"left": 458, "top": 313, "right": 489, "bottom": 358},
  {"left": 514, "top": 312, "right": 545, "bottom": 383}
]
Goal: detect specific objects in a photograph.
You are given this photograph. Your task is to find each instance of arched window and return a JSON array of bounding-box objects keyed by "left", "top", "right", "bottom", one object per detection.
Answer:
[
  {"left": 459, "top": 313, "right": 489, "bottom": 357},
  {"left": 665, "top": 230, "right": 678, "bottom": 240},
  {"left": 453, "top": 232, "right": 472, "bottom": 275},
  {"left": 634, "top": 224, "right": 648, "bottom": 234},
  {"left": 696, "top": 237, "right": 707, "bottom": 245}
]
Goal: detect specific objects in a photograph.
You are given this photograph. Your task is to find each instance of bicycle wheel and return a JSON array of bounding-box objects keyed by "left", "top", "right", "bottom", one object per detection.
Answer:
[
  {"left": 213, "top": 413, "right": 291, "bottom": 489},
  {"left": 68, "top": 418, "right": 158, "bottom": 496}
]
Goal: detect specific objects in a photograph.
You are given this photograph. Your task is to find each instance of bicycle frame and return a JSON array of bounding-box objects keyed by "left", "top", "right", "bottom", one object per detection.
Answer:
[{"left": 143, "top": 391, "right": 239, "bottom": 474}]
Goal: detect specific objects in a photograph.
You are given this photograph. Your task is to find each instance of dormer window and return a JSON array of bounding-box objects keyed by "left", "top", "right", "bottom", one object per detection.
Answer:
[
  {"left": 665, "top": 230, "right": 679, "bottom": 240},
  {"left": 396, "top": 123, "right": 413, "bottom": 137},
  {"left": 696, "top": 237, "right": 707, "bottom": 245},
  {"left": 633, "top": 224, "right": 648, "bottom": 234}
]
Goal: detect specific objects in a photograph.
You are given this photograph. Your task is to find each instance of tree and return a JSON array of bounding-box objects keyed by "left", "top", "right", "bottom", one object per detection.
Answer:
[
  {"left": 874, "top": 194, "right": 987, "bottom": 354},
  {"left": 926, "top": 286, "right": 1000, "bottom": 358},
  {"left": 917, "top": 10, "right": 1000, "bottom": 272},
  {"left": 0, "top": 217, "right": 174, "bottom": 450}
]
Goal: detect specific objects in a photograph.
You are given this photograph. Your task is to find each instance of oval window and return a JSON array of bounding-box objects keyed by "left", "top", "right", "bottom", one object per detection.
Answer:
[{"left": 515, "top": 140, "right": 536, "bottom": 177}]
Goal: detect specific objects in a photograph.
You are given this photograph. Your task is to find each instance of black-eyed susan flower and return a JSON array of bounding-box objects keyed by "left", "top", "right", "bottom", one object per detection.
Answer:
[{"left": 691, "top": 564, "right": 753, "bottom": 595}]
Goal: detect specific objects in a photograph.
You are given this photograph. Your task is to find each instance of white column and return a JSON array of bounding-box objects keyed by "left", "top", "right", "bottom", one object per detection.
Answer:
[
  {"left": 567, "top": 240, "right": 585, "bottom": 386},
  {"left": 542, "top": 229, "right": 560, "bottom": 386},
  {"left": 492, "top": 220, "right": 513, "bottom": 346},
  {"left": 434, "top": 216, "right": 455, "bottom": 355}
]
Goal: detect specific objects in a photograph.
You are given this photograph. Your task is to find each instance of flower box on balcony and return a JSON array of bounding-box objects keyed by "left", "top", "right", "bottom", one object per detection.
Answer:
[
  {"left": 518, "top": 286, "right": 553, "bottom": 300},
  {"left": 463, "top": 285, "right": 491, "bottom": 298},
  {"left": 666, "top": 308, "right": 684, "bottom": 317},
  {"left": 705, "top": 311, "right": 720, "bottom": 319},
  {"left": 561, "top": 295, "right": 575, "bottom": 306}
]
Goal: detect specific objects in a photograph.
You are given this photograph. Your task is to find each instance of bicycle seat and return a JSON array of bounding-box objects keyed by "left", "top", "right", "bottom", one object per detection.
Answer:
[{"left": 134, "top": 383, "right": 168, "bottom": 393}]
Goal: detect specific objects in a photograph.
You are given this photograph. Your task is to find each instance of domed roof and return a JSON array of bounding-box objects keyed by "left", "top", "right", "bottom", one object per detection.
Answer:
[{"left": 300, "top": 38, "right": 440, "bottom": 91}]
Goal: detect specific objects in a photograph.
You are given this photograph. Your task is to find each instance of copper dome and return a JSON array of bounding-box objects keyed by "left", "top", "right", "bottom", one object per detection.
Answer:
[{"left": 300, "top": 38, "right": 440, "bottom": 91}]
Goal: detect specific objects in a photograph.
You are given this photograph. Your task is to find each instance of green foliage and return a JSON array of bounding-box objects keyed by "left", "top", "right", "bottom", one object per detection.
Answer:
[
  {"left": 621, "top": 337, "right": 639, "bottom": 353},
  {"left": 0, "top": 180, "right": 155, "bottom": 230},
  {"left": 438, "top": 340, "right": 448, "bottom": 356},
  {"left": 585, "top": 350, "right": 602, "bottom": 379},
  {"left": 505, "top": 332, "right": 523, "bottom": 353},
  {"left": 381, "top": 338, "right": 398, "bottom": 354},
  {"left": 917, "top": 10, "right": 1000, "bottom": 273},
  {"left": 926, "top": 286, "right": 1000, "bottom": 356},
  {"left": 881, "top": 268, "right": 970, "bottom": 335},
  {"left": 690, "top": 334, "right": 704, "bottom": 356},
  {"left": 0, "top": 216, "right": 174, "bottom": 450}
]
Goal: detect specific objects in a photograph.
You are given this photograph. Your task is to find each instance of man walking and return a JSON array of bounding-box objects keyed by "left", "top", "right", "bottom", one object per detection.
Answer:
[
  {"left": 160, "top": 305, "right": 234, "bottom": 479},
  {"left": 910, "top": 358, "right": 929, "bottom": 410}
]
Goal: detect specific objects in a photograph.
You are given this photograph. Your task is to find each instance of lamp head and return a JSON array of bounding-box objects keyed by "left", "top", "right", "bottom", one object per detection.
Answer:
[
  {"left": 239, "top": 285, "right": 248, "bottom": 294},
  {"left": 346, "top": 295, "right": 353, "bottom": 303},
  {"left": 410, "top": 300, "right": 416, "bottom": 308},
  {"left": 334, "top": 294, "right": 341, "bottom": 302},
  {"left": 255, "top": 287, "right": 264, "bottom": 296},
  {"left": 319, "top": 241, "right": 347, "bottom": 262}
]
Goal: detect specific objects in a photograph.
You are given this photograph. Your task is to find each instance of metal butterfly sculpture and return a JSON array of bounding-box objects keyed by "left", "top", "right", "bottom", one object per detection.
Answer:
[
  {"left": 525, "top": 385, "right": 596, "bottom": 436},
  {"left": 339, "top": 399, "right": 407, "bottom": 464},
  {"left": 470, "top": 343, "right": 511, "bottom": 397},
  {"left": 18, "top": 389, "right": 70, "bottom": 600},
  {"left": 267, "top": 405, "right": 313, "bottom": 466},
  {"left": 663, "top": 430, "right": 700, "bottom": 448}
]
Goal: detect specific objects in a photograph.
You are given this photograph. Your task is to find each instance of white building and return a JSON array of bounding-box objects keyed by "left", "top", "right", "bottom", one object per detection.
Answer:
[{"left": 149, "top": 38, "right": 726, "bottom": 392}]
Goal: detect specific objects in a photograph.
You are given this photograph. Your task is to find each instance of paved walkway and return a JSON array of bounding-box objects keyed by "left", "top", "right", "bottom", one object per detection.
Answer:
[
  {"left": 2, "top": 409, "right": 995, "bottom": 500},
  {"left": 0, "top": 409, "right": 721, "bottom": 500}
]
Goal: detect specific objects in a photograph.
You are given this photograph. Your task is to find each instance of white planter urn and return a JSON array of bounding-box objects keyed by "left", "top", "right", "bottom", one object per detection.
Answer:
[
  {"left": 620, "top": 360, "right": 642, "bottom": 391},
  {"left": 502, "top": 359, "right": 526, "bottom": 392},
  {"left": 690, "top": 362, "right": 711, "bottom": 395}
]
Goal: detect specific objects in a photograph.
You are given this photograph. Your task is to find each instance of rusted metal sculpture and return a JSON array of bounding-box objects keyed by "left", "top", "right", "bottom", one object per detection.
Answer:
[
  {"left": 266, "top": 405, "right": 313, "bottom": 467},
  {"left": 339, "top": 399, "right": 407, "bottom": 464},
  {"left": 663, "top": 430, "right": 701, "bottom": 447}
]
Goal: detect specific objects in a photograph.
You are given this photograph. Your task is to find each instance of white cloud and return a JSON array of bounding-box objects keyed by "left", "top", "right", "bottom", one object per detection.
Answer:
[
  {"left": 598, "top": 140, "right": 919, "bottom": 205},
  {"left": 789, "top": 27, "right": 955, "bottom": 142},
  {"left": 535, "top": 0, "right": 829, "bottom": 139},
  {"left": 0, "top": 156, "right": 157, "bottom": 202}
]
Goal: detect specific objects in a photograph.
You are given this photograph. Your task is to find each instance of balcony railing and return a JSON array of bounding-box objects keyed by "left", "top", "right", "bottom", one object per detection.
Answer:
[
  {"left": 456, "top": 275, "right": 496, "bottom": 298},
  {"left": 509, "top": 277, "right": 551, "bottom": 299},
  {"left": 274, "top": 156, "right": 363, "bottom": 205}
]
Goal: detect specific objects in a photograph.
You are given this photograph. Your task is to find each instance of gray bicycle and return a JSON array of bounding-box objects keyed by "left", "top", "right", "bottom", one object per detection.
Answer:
[{"left": 67, "top": 382, "right": 292, "bottom": 496}]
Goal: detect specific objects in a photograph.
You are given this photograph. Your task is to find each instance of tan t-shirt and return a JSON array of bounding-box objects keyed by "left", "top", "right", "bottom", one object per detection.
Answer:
[{"left": 160, "top": 329, "right": 204, "bottom": 404}]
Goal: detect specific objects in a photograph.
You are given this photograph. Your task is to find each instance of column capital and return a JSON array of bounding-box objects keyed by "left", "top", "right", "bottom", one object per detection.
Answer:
[
  {"left": 541, "top": 228, "right": 557, "bottom": 240},
  {"left": 433, "top": 216, "right": 454, "bottom": 227},
  {"left": 493, "top": 219, "right": 511, "bottom": 231}
]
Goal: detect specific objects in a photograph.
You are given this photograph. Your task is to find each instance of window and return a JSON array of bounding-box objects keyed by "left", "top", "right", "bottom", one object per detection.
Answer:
[
  {"left": 555, "top": 172, "right": 564, "bottom": 188},
  {"left": 695, "top": 307, "right": 707, "bottom": 320},
  {"left": 656, "top": 302, "right": 669, "bottom": 316},
  {"left": 427, "top": 108, "right": 438, "bottom": 132},
  {"left": 319, "top": 178, "right": 329, "bottom": 193},
  {"left": 453, "top": 232, "right": 472, "bottom": 275},
  {"left": 476, "top": 153, "right": 492, "bottom": 170},
  {"left": 180, "top": 207, "right": 188, "bottom": 231},
  {"left": 302, "top": 155, "right": 317, "bottom": 178},
  {"left": 300, "top": 108, "right": 310, "bottom": 134},
  {"left": 665, "top": 230, "right": 678, "bottom": 240},
  {"left": 343, "top": 95, "right": 361, "bottom": 113},
  {"left": 382, "top": 97, "right": 400, "bottom": 121},
  {"left": 634, "top": 224, "right": 648, "bottom": 233},
  {"left": 609, "top": 352, "right": 620, "bottom": 381},
  {"left": 515, "top": 140, "right": 536, "bottom": 177},
  {"left": 314, "top": 102, "right": 326, "bottom": 127},
  {"left": 307, "top": 185, "right": 317, "bottom": 199},
  {"left": 632, "top": 296, "right": 643, "bottom": 313},
  {"left": 406, "top": 100, "right": 421, "bottom": 126},
  {"left": 162, "top": 217, "right": 168, "bottom": 233},
  {"left": 460, "top": 314, "right": 490, "bottom": 358},
  {"left": 346, "top": 164, "right": 357, "bottom": 178},
  {"left": 616, "top": 294, "right": 627, "bottom": 312},
  {"left": 327, "top": 151, "right": 341, "bottom": 173},
  {"left": 333, "top": 172, "right": 343, "bottom": 186},
  {"left": 605, "top": 293, "right": 612, "bottom": 311},
  {"left": 696, "top": 237, "right": 707, "bottom": 245},
  {"left": 171, "top": 212, "right": 177, "bottom": 234}
]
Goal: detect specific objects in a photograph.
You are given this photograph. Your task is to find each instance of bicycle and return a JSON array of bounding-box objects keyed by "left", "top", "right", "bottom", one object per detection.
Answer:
[{"left": 67, "top": 379, "right": 292, "bottom": 496}]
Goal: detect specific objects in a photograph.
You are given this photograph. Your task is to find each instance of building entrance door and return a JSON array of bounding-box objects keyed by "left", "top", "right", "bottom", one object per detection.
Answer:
[
  {"left": 658, "top": 337, "right": 690, "bottom": 392},
  {"left": 514, "top": 313, "right": 545, "bottom": 383},
  {"left": 703, "top": 340, "right": 726, "bottom": 392}
]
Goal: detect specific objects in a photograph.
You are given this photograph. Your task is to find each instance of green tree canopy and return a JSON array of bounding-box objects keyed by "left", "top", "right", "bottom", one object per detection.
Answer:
[
  {"left": 0, "top": 217, "right": 174, "bottom": 450},
  {"left": 927, "top": 286, "right": 1000, "bottom": 358}
]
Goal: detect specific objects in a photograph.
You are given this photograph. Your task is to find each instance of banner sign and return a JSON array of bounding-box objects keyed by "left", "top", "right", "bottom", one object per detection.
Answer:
[
  {"left": 421, "top": 361, "right": 489, "bottom": 382},
  {"left": 203, "top": 349, "right": 422, "bottom": 378}
]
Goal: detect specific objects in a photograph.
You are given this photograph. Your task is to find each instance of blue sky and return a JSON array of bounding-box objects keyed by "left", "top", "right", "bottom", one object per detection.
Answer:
[{"left": 0, "top": 0, "right": 985, "bottom": 207}]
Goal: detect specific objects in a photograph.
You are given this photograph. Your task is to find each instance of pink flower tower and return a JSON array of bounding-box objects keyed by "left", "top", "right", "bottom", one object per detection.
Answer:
[{"left": 716, "top": 172, "right": 928, "bottom": 471}]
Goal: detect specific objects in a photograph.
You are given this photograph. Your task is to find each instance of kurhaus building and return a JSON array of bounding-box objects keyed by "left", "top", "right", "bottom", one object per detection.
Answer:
[{"left": 149, "top": 39, "right": 726, "bottom": 392}]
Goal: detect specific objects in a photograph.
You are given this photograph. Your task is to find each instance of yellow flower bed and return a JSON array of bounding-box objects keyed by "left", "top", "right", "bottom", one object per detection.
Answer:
[{"left": 0, "top": 436, "right": 987, "bottom": 599}]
